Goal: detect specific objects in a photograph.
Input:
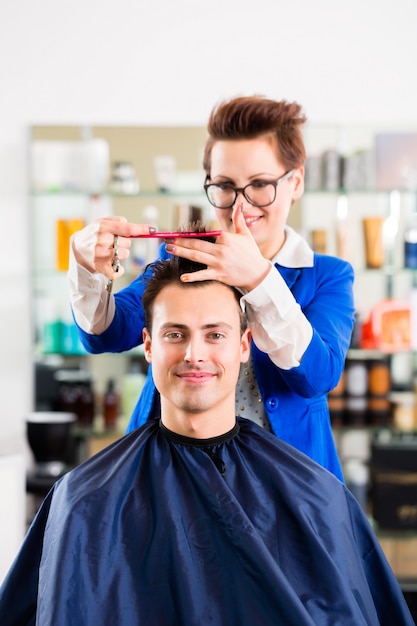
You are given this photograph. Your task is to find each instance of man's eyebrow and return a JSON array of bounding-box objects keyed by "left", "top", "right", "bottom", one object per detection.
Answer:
[
  {"left": 160, "top": 323, "right": 188, "bottom": 330},
  {"left": 202, "top": 323, "right": 233, "bottom": 330},
  {"left": 159, "top": 322, "right": 233, "bottom": 331}
]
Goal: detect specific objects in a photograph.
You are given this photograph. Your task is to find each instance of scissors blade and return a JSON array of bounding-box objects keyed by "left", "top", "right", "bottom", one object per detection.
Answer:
[
  {"left": 104, "top": 278, "right": 113, "bottom": 326},
  {"left": 104, "top": 235, "right": 120, "bottom": 326}
]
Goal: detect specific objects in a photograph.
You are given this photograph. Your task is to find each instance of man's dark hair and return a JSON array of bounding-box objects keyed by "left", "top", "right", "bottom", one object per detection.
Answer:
[{"left": 142, "top": 223, "right": 247, "bottom": 336}]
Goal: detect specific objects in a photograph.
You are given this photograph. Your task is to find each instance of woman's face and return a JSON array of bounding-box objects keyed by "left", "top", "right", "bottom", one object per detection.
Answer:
[{"left": 209, "top": 137, "right": 304, "bottom": 259}]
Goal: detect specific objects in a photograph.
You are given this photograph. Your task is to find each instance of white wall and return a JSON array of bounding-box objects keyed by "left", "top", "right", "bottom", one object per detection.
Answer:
[{"left": 1, "top": 0, "right": 417, "bottom": 572}]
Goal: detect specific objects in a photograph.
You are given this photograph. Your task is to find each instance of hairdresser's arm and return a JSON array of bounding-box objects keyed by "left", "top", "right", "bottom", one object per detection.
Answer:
[
  {"left": 68, "top": 216, "right": 158, "bottom": 352},
  {"left": 243, "top": 255, "right": 355, "bottom": 396}
]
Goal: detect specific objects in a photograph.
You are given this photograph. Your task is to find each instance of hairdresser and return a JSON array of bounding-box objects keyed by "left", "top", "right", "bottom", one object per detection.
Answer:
[{"left": 68, "top": 95, "right": 355, "bottom": 480}]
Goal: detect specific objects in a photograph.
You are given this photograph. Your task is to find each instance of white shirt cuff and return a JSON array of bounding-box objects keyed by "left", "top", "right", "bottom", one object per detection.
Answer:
[
  {"left": 67, "top": 241, "right": 113, "bottom": 334},
  {"left": 241, "top": 266, "right": 313, "bottom": 368}
]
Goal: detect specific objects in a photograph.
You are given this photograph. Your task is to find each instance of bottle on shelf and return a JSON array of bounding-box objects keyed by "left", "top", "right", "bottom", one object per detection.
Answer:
[
  {"left": 405, "top": 213, "right": 417, "bottom": 350},
  {"left": 103, "top": 379, "right": 120, "bottom": 430},
  {"left": 404, "top": 212, "right": 417, "bottom": 269},
  {"left": 58, "top": 377, "right": 95, "bottom": 427},
  {"left": 367, "top": 359, "right": 392, "bottom": 426},
  {"left": 362, "top": 217, "right": 385, "bottom": 269},
  {"left": 78, "top": 383, "right": 96, "bottom": 426},
  {"left": 345, "top": 359, "right": 368, "bottom": 426}
]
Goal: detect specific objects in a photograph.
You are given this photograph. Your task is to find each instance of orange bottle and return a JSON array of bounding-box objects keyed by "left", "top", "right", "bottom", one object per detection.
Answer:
[{"left": 56, "top": 218, "right": 85, "bottom": 271}]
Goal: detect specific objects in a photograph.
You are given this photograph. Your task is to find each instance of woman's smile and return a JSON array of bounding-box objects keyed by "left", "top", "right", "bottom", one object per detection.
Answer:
[{"left": 244, "top": 214, "right": 263, "bottom": 227}]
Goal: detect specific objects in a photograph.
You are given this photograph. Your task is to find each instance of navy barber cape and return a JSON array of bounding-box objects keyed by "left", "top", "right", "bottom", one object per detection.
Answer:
[{"left": 0, "top": 418, "right": 413, "bottom": 625}]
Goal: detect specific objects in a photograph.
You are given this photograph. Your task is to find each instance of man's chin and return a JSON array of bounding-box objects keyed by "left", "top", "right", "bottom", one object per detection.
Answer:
[{"left": 178, "top": 402, "right": 210, "bottom": 414}]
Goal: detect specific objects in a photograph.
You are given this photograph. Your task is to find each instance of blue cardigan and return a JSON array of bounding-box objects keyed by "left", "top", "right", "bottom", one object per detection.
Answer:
[{"left": 76, "top": 246, "right": 355, "bottom": 480}]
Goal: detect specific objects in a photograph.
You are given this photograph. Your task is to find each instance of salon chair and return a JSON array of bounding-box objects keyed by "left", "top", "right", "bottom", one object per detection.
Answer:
[{"left": 26, "top": 412, "right": 77, "bottom": 514}]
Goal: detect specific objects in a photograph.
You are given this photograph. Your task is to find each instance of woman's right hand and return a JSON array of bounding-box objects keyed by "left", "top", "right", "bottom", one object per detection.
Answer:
[{"left": 71, "top": 216, "right": 155, "bottom": 280}]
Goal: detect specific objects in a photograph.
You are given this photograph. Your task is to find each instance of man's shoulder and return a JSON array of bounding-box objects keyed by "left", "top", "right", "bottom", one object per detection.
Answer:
[
  {"left": 237, "top": 417, "right": 344, "bottom": 485},
  {"left": 57, "top": 419, "right": 159, "bottom": 493}
]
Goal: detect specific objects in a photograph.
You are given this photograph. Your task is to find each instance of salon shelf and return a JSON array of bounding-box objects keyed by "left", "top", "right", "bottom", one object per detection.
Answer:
[
  {"left": 332, "top": 425, "right": 417, "bottom": 437},
  {"left": 31, "top": 186, "right": 417, "bottom": 198},
  {"left": 30, "top": 188, "right": 206, "bottom": 198},
  {"left": 346, "top": 348, "right": 417, "bottom": 363},
  {"left": 347, "top": 349, "right": 391, "bottom": 360},
  {"left": 304, "top": 187, "right": 415, "bottom": 194}
]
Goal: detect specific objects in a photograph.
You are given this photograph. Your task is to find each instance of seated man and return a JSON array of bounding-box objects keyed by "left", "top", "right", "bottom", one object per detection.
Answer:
[{"left": 0, "top": 247, "right": 413, "bottom": 625}]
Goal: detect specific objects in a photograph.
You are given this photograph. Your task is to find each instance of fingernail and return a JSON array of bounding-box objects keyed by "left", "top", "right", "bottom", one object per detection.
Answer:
[
  {"left": 149, "top": 226, "right": 156, "bottom": 234},
  {"left": 180, "top": 274, "right": 189, "bottom": 282},
  {"left": 165, "top": 244, "right": 175, "bottom": 253}
]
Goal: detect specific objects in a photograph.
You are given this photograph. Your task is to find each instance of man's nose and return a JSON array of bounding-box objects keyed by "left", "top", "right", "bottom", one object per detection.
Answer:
[{"left": 184, "top": 337, "right": 206, "bottom": 362}]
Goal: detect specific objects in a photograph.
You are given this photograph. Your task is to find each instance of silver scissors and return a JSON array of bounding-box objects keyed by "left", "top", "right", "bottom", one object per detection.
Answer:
[{"left": 105, "top": 235, "right": 120, "bottom": 324}]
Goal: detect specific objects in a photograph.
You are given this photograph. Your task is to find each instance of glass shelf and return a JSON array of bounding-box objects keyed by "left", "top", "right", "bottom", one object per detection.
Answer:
[
  {"left": 30, "top": 188, "right": 205, "bottom": 198},
  {"left": 304, "top": 187, "right": 416, "bottom": 194}
]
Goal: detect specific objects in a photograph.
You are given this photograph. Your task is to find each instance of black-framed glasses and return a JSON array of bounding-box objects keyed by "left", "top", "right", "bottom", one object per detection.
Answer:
[{"left": 204, "top": 170, "right": 293, "bottom": 209}]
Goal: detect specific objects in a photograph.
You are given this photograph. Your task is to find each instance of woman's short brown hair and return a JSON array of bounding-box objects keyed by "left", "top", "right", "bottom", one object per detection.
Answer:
[{"left": 203, "top": 95, "right": 307, "bottom": 176}]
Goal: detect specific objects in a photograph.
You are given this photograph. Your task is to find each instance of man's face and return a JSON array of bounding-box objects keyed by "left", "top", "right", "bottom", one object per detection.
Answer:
[{"left": 143, "top": 282, "right": 250, "bottom": 422}]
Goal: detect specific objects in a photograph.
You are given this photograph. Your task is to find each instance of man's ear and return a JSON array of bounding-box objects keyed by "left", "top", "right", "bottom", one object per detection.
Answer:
[
  {"left": 143, "top": 328, "right": 152, "bottom": 364},
  {"left": 240, "top": 328, "right": 251, "bottom": 363}
]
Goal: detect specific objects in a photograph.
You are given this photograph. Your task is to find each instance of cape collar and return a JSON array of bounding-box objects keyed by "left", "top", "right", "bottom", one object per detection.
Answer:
[{"left": 159, "top": 420, "right": 240, "bottom": 447}]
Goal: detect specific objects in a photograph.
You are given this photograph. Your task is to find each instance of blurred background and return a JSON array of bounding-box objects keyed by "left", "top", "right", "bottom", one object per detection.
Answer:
[{"left": 2, "top": 1, "right": 417, "bottom": 609}]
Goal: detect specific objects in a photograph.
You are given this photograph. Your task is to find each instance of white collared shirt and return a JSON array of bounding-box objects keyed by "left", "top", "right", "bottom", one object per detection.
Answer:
[{"left": 239, "top": 226, "right": 313, "bottom": 369}]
